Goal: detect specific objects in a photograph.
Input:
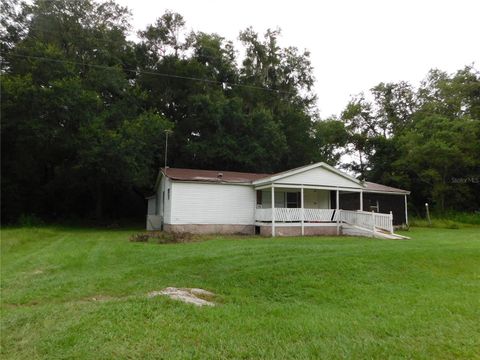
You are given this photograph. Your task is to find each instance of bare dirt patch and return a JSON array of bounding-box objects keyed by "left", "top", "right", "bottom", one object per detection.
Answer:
[
  {"left": 147, "top": 287, "right": 216, "bottom": 306},
  {"left": 129, "top": 232, "right": 201, "bottom": 244}
]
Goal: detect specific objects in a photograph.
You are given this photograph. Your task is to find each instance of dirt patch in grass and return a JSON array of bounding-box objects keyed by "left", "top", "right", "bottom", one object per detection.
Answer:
[
  {"left": 129, "top": 231, "right": 202, "bottom": 244},
  {"left": 4, "top": 288, "right": 217, "bottom": 309},
  {"left": 147, "top": 287, "right": 216, "bottom": 306}
]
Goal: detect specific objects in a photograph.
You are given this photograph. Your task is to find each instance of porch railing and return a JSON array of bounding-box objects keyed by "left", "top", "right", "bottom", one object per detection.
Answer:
[
  {"left": 255, "top": 208, "right": 393, "bottom": 234},
  {"left": 304, "top": 209, "right": 336, "bottom": 222},
  {"left": 255, "top": 208, "right": 335, "bottom": 223},
  {"left": 338, "top": 209, "right": 393, "bottom": 234}
]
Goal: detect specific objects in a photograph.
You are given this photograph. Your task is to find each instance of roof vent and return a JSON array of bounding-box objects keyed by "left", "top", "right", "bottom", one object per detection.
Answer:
[{"left": 217, "top": 172, "right": 223, "bottom": 179}]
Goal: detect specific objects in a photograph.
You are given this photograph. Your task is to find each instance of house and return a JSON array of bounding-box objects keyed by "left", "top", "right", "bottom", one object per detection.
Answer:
[{"left": 146, "top": 162, "right": 410, "bottom": 238}]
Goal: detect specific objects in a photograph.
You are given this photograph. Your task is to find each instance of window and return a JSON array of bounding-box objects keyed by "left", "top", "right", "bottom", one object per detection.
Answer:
[
  {"left": 286, "top": 192, "right": 300, "bottom": 208},
  {"left": 256, "top": 190, "right": 262, "bottom": 205},
  {"left": 167, "top": 188, "right": 170, "bottom": 200}
]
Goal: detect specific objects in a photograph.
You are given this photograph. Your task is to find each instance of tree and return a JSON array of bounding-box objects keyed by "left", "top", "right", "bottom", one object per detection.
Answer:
[
  {"left": 395, "top": 115, "right": 479, "bottom": 211},
  {"left": 312, "top": 119, "right": 348, "bottom": 165},
  {"left": 238, "top": 27, "right": 317, "bottom": 169},
  {"left": 137, "top": 20, "right": 317, "bottom": 173},
  {"left": 339, "top": 65, "right": 480, "bottom": 213},
  {"left": 1, "top": 0, "right": 168, "bottom": 221}
]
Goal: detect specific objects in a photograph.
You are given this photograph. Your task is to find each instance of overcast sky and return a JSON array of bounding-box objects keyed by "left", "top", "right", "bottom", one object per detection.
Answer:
[{"left": 116, "top": 0, "right": 479, "bottom": 117}]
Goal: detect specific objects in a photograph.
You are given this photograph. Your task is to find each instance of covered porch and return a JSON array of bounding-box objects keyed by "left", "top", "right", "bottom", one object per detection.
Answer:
[
  {"left": 254, "top": 184, "right": 364, "bottom": 236},
  {"left": 254, "top": 184, "right": 399, "bottom": 238}
]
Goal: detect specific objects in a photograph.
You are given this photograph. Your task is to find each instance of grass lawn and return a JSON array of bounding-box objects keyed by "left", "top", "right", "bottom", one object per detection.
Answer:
[{"left": 1, "top": 227, "right": 479, "bottom": 359}]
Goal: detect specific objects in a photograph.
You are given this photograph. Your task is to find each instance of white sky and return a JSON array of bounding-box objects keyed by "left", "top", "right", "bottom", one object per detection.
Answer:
[{"left": 116, "top": 0, "right": 479, "bottom": 117}]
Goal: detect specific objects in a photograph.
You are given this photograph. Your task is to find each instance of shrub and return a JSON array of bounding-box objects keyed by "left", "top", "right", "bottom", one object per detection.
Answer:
[
  {"left": 448, "top": 211, "right": 480, "bottom": 225},
  {"left": 410, "top": 217, "right": 464, "bottom": 229},
  {"left": 445, "top": 222, "right": 460, "bottom": 229}
]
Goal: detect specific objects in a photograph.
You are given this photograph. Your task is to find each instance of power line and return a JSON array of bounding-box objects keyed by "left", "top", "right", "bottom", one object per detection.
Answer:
[{"left": 6, "top": 52, "right": 297, "bottom": 95}]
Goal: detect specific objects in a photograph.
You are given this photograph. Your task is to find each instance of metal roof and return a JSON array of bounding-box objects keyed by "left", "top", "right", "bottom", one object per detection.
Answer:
[
  {"left": 363, "top": 181, "right": 410, "bottom": 194},
  {"left": 161, "top": 167, "right": 270, "bottom": 183},
  {"left": 158, "top": 166, "right": 409, "bottom": 194}
]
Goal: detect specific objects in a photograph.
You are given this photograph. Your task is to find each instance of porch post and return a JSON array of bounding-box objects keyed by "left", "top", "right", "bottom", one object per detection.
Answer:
[
  {"left": 271, "top": 185, "right": 275, "bottom": 237},
  {"left": 390, "top": 210, "right": 394, "bottom": 234},
  {"left": 372, "top": 211, "right": 376, "bottom": 238},
  {"left": 359, "top": 190, "right": 363, "bottom": 211},
  {"left": 404, "top": 194, "right": 409, "bottom": 227},
  {"left": 301, "top": 186, "right": 304, "bottom": 236},
  {"left": 336, "top": 188, "right": 340, "bottom": 211},
  {"left": 336, "top": 188, "right": 340, "bottom": 235}
]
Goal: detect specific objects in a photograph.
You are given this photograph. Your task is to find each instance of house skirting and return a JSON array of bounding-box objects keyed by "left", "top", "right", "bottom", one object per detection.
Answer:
[
  {"left": 163, "top": 223, "right": 340, "bottom": 236},
  {"left": 164, "top": 224, "right": 255, "bottom": 235},
  {"left": 258, "top": 224, "right": 338, "bottom": 237}
]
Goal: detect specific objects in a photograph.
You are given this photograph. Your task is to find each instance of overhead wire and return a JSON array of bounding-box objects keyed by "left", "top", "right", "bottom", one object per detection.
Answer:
[{"left": 6, "top": 52, "right": 296, "bottom": 96}]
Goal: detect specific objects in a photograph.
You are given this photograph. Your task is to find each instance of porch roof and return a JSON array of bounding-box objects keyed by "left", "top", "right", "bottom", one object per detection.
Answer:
[{"left": 364, "top": 181, "right": 410, "bottom": 195}]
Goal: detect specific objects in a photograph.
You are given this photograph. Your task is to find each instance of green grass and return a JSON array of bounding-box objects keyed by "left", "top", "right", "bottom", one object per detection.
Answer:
[{"left": 1, "top": 226, "right": 479, "bottom": 359}]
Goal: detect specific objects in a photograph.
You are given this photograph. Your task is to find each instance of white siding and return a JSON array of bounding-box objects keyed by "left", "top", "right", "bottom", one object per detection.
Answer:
[
  {"left": 278, "top": 167, "right": 362, "bottom": 188},
  {"left": 156, "top": 176, "right": 172, "bottom": 224},
  {"left": 318, "top": 190, "right": 330, "bottom": 208},
  {"left": 171, "top": 182, "right": 255, "bottom": 225},
  {"left": 147, "top": 198, "right": 156, "bottom": 215}
]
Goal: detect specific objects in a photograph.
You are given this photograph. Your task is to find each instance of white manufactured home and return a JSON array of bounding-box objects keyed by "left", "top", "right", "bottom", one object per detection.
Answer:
[{"left": 146, "top": 162, "right": 410, "bottom": 238}]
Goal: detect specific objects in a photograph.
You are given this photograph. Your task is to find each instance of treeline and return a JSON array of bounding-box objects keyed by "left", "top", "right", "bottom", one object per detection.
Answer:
[
  {"left": 340, "top": 70, "right": 480, "bottom": 215},
  {"left": 1, "top": 0, "right": 479, "bottom": 223}
]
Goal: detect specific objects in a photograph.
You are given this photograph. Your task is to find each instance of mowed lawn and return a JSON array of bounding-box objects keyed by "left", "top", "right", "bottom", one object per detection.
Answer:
[{"left": 1, "top": 227, "right": 479, "bottom": 359}]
